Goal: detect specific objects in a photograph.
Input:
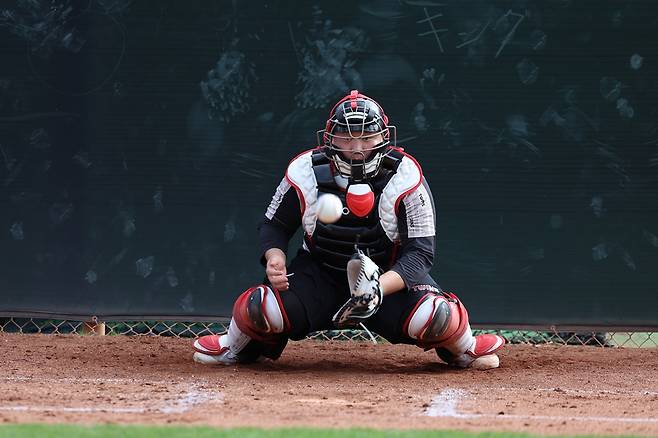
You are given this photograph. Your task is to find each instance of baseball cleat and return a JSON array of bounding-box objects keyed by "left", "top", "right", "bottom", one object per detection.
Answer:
[
  {"left": 447, "top": 353, "right": 500, "bottom": 370},
  {"left": 193, "top": 350, "right": 240, "bottom": 365},
  {"left": 469, "top": 354, "right": 500, "bottom": 370},
  {"left": 469, "top": 333, "right": 506, "bottom": 357},
  {"left": 193, "top": 334, "right": 227, "bottom": 355},
  {"left": 437, "top": 334, "right": 506, "bottom": 370},
  {"left": 193, "top": 334, "right": 244, "bottom": 365}
]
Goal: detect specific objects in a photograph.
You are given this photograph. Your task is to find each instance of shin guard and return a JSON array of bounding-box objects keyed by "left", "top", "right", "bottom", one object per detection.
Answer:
[
  {"left": 232, "top": 285, "right": 290, "bottom": 341},
  {"left": 403, "top": 292, "right": 474, "bottom": 356}
]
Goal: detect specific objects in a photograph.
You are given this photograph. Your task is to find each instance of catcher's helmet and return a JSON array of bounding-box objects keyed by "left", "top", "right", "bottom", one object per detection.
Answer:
[{"left": 317, "top": 90, "right": 395, "bottom": 182}]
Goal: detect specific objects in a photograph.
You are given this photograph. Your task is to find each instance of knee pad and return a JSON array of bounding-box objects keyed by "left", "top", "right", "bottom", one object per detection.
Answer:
[
  {"left": 233, "top": 285, "right": 290, "bottom": 341},
  {"left": 403, "top": 292, "right": 474, "bottom": 355}
]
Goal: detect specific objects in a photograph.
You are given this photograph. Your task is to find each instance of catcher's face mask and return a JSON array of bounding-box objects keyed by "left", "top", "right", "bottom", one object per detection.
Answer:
[{"left": 318, "top": 90, "right": 396, "bottom": 183}]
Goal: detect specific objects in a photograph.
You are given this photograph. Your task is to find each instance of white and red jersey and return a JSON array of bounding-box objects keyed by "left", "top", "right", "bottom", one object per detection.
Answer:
[{"left": 260, "top": 147, "right": 436, "bottom": 288}]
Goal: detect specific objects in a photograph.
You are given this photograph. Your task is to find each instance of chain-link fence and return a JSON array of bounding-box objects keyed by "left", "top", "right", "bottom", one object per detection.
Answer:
[{"left": 1, "top": 317, "right": 657, "bottom": 347}]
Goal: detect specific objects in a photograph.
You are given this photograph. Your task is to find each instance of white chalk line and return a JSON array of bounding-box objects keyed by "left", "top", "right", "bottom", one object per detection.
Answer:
[
  {"left": 1, "top": 376, "right": 172, "bottom": 385},
  {"left": 0, "top": 378, "right": 223, "bottom": 415},
  {"left": 499, "top": 386, "right": 658, "bottom": 396},
  {"left": 446, "top": 384, "right": 658, "bottom": 397},
  {"left": 0, "top": 406, "right": 147, "bottom": 414},
  {"left": 160, "top": 387, "right": 224, "bottom": 414},
  {"left": 295, "top": 398, "right": 371, "bottom": 406},
  {"left": 425, "top": 389, "right": 658, "bottom": 424},
  {"left": 425, "top": 389, "right": 465, "bottom": 418}
]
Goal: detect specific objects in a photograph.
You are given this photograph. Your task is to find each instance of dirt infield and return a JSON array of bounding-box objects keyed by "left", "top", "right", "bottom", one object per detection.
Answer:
[{"left": 1, "top": 334, "right": 657, "bottom": 436}]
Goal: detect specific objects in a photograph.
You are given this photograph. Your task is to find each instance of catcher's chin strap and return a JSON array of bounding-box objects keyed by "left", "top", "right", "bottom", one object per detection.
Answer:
[{"left": 332, "top": 248, "right": 383, "bottom": 328}]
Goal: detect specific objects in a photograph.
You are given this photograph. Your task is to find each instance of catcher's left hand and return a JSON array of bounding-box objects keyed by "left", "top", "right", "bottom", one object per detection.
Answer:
[{"left": 332, "top": 249, "right": 383, "bottom": 328}]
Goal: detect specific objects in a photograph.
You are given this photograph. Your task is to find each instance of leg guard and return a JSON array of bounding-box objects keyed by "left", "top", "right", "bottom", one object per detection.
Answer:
[
  {"left": 403, "top": 291, "right": 505, "bottom": 369},
  {"left": 193, "top": 321, "right": 288, "bottom": 365},
  {"left": 403, "top": 292, "right": 473, "bottom": 355},
  {"left": 232, "top": 284, "right": 290, "bottom": 341},
  {"left": 193, "top": 285, "right": 290, "bottom": 365}
]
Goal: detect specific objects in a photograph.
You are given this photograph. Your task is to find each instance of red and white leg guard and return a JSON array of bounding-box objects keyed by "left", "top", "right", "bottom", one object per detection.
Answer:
[
  {"left": 404, "top": 292, "right": 473, "bottom": 354},
  {"left": 193, "top": 285, "right": 290, "bottom": 364},
  {"left": 232, "top": 284, "right": 290, "bottom": 341},
  {"left": 403, "top": 292, "right": 505, "bottom": 369}
]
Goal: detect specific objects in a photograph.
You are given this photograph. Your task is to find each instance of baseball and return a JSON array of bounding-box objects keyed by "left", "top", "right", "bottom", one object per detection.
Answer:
[{"left": 316, "top": 194, "right": 343, "bottom": 224}]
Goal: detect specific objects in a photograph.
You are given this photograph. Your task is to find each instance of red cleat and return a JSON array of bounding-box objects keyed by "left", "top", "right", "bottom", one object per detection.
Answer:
[
  {"left": 193, "top": 334, "right": 227, "bottom": 355},
  {"left": 192, "top": 334, "right": 242, "bottom": 365},
  {"left": 437, "top": 334, "right": 506, "bottom": 370},
  {"left": 468, "top": 334, "right": 506, "bottom": 358}
]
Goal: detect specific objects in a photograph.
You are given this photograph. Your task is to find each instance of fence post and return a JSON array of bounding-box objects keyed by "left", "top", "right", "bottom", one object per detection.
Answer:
[{"left": 82, "top": 316, "right": 105, "bottom": 335}]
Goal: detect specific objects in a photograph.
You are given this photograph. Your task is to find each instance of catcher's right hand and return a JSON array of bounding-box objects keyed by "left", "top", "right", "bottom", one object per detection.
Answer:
[{"left": 265, "top": 249, "right": 289, "bottom": 291}]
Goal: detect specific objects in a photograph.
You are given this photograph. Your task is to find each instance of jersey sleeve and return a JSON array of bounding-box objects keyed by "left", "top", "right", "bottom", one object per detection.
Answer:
[
  {"left": 258, "top": 177, "right": 302, "bottom": 265},
  {"left": 389, "top": 177, "right": 437, "bottom": 287}
]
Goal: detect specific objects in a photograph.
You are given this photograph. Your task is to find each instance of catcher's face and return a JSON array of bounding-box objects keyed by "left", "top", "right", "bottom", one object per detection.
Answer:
[{"left": 331, "top": 132, "right": 384, "bottom": 161}]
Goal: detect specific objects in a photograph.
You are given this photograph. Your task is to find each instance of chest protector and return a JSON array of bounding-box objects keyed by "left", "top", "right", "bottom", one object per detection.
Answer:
[{"left": 285, "top": 148, "right": 422, "bottom": 272}]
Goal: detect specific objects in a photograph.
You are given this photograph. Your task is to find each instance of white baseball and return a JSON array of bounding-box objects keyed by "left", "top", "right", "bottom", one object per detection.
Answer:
[{"left": 316, "top": 194, "right": 343, "bottom": 224}]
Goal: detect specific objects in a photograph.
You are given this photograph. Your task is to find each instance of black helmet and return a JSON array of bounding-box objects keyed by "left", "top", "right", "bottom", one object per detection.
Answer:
[{"left": 317, "top": 90, "right": 395, "bottom": 182}]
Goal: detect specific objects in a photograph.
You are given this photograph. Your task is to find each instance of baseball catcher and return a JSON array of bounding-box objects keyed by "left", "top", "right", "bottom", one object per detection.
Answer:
[{"left": 193, "top": 90, "right": 505, "bottom": 369}]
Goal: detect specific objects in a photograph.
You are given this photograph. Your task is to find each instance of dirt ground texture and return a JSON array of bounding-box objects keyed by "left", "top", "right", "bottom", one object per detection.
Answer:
[{"left": 1, "top": 334, "right": 658, "bottom": 436}]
